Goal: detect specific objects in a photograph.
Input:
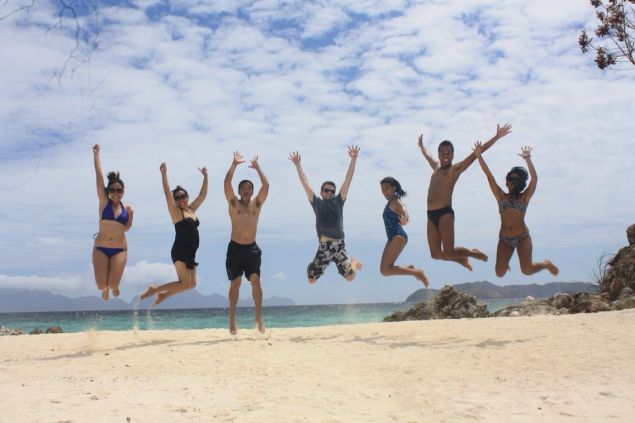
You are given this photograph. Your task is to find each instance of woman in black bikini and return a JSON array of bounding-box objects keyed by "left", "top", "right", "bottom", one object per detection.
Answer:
[
  {"left": 473, "top": 142, "right": 558, "bottom": 277},
  {"left": 140, "top": 162, "right": 208, "bottom": 306},
  {"left": 92, "top": 144, "right": 134, "bottom": 300}
]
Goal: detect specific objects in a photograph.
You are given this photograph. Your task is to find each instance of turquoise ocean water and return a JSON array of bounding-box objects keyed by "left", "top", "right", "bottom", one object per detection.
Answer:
[{"left": 0, "top": 300, "right": 521, "bottom": 334}]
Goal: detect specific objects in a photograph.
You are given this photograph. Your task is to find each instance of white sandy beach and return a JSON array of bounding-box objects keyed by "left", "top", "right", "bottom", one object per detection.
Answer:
[{"left": 1, "top": 309, "right": 634, "bottom": 423}]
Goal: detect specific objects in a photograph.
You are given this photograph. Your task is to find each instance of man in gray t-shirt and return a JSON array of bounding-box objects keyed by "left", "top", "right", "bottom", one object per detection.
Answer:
[{"left": 290, "top": 146, "right": 362, "bottom": 283}]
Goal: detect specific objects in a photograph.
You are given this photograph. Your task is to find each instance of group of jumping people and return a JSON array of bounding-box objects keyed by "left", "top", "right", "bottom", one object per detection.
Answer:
[{"left": 92, "top": 122, "right": 558, "bottom": 334}]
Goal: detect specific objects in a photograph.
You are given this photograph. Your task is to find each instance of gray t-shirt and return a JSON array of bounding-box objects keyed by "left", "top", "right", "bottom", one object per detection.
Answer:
[{"left": 310, "top": 193, "right": 345, "bottom": 239}]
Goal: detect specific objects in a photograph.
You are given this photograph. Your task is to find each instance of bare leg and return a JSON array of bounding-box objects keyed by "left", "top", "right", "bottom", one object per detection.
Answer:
[
  {"left": 228, "top": 277, "right": 241, "bottom": 335},
  {"left": 516, "top": 236, "right": 559, "bottom": 276},
  {"left": 380, "top": 236, "right": 429, "bottom": 287},
  {"left": 438, "top": 214, "right": 487, "bottom": 267},
  {"left": 140, "top": 262, "right": 195, "bottom": 306},
  {"left": 92, "top": 248, "right": 110, "bottom": 300},
  {"left": 107, "top": 250, "right": 128, "bottom": 298},
  {"left": 495, "top": 240, "right": 515, "bottom": 277},
  {"left": 427, "top": 218, "right": 473, "bottom": 270},
  {"left": 249, "top": 273, "right": 265, "bottom": 334}
]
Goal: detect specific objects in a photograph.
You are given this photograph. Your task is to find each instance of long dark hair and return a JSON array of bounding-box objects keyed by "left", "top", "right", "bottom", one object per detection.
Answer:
[
  {"left": 380, "top": 177, "right": 406, "bottom": 198},
  {"left": 506, "top": 167, "right": 528, "bottom": 196},
  {"left": 105, "top": 171, "right": 124, "bottom": 192}
]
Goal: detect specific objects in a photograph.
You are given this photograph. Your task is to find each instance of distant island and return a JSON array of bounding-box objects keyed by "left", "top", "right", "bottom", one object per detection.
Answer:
[
  {"left": 405, "top": 281, "right": 598, "bottom": 303},
  {"left": 0, "top": 288, "right": 295, "bottom": 313}
]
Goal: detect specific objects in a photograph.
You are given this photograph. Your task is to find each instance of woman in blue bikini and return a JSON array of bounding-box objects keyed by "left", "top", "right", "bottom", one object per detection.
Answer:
[
  {"left": 379, "top": 177, "right": 429, "bottom": 286},
  {"left": 92, "top": 144, "right": 134, "bottom": 300},
  {"left": 473, "top": 143, "right": 558, "bottom": 277}
]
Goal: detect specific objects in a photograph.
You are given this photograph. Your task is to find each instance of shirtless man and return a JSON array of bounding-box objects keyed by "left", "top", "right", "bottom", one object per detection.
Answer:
[
  {"left": 418, "top": 123, "right": 512, "bottom": 270},
  {"left": 224, "top": 151, "right": 269, "bottom": 335}
]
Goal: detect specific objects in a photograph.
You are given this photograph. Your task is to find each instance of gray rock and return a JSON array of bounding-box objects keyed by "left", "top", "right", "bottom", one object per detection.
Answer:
[
  {"left": 384, "top": 285, "right": 489, "bottom": 321},
  {"left": 0, "top": 326, "right": 26, "bottom": 336},
  {"left": 45, "top": 325, "right": 63, "bottom": 334},
  {"left": 29, "top": 328, "right": 44, "bottom": 335}
]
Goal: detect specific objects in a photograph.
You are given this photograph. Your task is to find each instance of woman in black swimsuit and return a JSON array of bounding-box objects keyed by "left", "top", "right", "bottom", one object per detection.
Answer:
[
  {"left": 473, "top": 142, "right": 558, "bottom": 278},
  {"left": 140, "top": 162, "right": 208, "bottom": 306}
]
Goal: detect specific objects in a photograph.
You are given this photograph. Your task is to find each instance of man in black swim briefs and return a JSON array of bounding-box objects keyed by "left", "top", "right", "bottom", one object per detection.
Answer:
[
  {"left": 224, "top": 151, "right": 269, "bottom": 335},
  {"left": 417, "top": 124, "right": 512, "bottom": 270}
]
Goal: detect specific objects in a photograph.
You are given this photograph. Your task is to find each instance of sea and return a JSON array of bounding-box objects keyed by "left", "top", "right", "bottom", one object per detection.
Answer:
[{"left": 0, "top": 300, "right": 523, "bottom": 334}]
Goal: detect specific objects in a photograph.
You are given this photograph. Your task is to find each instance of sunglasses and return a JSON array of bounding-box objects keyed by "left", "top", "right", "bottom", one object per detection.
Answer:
[
  {"left": 174, "top": 194, "right": 188, "bottom": 201},
  {"left": 322, "top": 188, "right": 336, "bottom": 194},
  {"left": 108, "top": 187, "right": 123, "bottom": 193}
]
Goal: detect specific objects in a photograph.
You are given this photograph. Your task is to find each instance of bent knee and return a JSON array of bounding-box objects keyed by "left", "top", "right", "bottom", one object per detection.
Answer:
[
  {"left": 495, "top": 268, "right": 507, "bottom": 278},
  {"left": 430, "top": 251, "right": 443, "bottom": 260},
  {"left": 380, "top": 267, "right": 390, "bottom": 276}
]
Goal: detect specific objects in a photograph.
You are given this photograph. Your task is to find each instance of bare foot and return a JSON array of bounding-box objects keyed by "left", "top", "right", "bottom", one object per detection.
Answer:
[
  {"left": 101, "top": 288, "right": 109, "bottom": 301},
  {"left": 457, "top": 257, "right": 473, "bottom": 271},
  {"left": 112, "top": 288, "right": 120, "bottom": 297},
  {"left": 352, "top": 259, "right": 363, "bottom": 271},
  {"left": 545, "top": 260, "right": 559, "bottom": 276},
  {"left": 229, "top": 318, "right": 237, "bottom": 335},
  {"left": 308, "top": 278, "right": 316, "bottom": 284},
  {"left": 414, "top": 269, "right": 429, "bottom": 288},
  {"left": 152, "top": 292, "right": 168, "bottom": 308},
  {"left": 255, "top": 319, "right": 265, "bottom": 334},
  {"left": 140, "top": 285, "right": 156, "bottom": 300},
  {"left": 471, "top": 248, "right": 488, "bottom": 262}
]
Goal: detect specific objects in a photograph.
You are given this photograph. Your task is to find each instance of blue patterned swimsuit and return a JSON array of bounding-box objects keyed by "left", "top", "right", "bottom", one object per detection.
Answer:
[{"left": 383, "top": 203, "right": 408, "bottom": 241}]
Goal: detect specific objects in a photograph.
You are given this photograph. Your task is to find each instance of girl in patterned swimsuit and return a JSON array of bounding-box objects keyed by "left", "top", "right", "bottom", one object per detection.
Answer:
[
  {"left": 379, "top": 177, "right": 429, "bottom": 286},
  {"left": 473, "top": 143, "right": 558, "bottom": 278}
]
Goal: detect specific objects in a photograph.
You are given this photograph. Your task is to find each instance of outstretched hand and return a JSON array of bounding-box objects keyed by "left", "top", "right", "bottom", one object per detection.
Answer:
[
  {"left": 348, "top": 145, "right": 360, "bottom": 159},
  {"left": 472, "top": 141, "right": 484, "bottom": 157},
  {"left": 518, "top": 145, "right": 532, "bottom": 159},
  {"left": 289, "top": 151, "right": 301, "bottom": 165},
  {"left": 198, "top": 166, "right": 208, "bottom": 176},
  {"left": 159, "top": 162, "right": 167, "bottom": 174},
  {"left": 233, "top": 151, "right": 245, "bottom": 166},
  {"left": 93, "top": 144, "right": 100, "bottom": 154},
  {"left": 496, "top": 123, "right": 512, "bottom": 138},
  {"left": 249, "top": 156, "right": 261, "bottom": 170}
]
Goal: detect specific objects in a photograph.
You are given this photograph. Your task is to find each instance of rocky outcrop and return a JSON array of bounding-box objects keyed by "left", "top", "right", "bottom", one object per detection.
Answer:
[
  {"left": 599, "top": 224, "right": 635, "bottom": 301},
  {"left": 0, "top": 326, "right": 26, "bottom": 336},
  {"left": 45, "top": 325, "right": 64, "bottom": 334},
  {"left": 384, "top": 285, "right": 489, "bottom": 321}
]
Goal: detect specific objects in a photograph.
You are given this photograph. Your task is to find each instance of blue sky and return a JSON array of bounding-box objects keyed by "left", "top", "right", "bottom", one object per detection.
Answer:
[{"left": 1, "top": 0, "right": 634, "bottom": 305}]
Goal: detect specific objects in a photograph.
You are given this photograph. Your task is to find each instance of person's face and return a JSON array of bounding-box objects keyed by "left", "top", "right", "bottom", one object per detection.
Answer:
[
  {"left": 107, "top": 183, "right": 124, "bottom": 201},
  {"left": 320, "top": 184, "right": 336, "bottom": 200},
  {"left": 381, "top": 182, "right": 396, "bottom": 200},
  {"left": 174, "top": 191, "right": 189, "bottom": 208},
  {"left": 438, "top": 146, "right": 454, "bottom": 168},
  {"left": 239, "top": 183, "right": 253, "bottom": 200}
]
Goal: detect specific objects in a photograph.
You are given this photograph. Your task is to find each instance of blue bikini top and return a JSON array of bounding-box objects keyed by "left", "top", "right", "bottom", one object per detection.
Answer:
[
  {"left": 498, "top": 198, "right": 527, "bottom": 213},
  {"left": 101, "top": 200, "right": 129, "bottom": 225}
]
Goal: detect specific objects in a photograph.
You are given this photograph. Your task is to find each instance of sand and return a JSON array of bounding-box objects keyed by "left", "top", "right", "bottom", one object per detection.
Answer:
[{"left": 1, "top": 309, "right": 634, "bottom": 423}]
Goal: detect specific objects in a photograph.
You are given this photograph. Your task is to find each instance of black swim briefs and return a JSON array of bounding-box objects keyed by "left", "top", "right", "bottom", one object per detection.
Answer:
[
  {"left": 226, "top": 240, "right": 262, "bottom": 281},
  {"left": 427, "top": 206, "right": 454, "bottom": 226}
]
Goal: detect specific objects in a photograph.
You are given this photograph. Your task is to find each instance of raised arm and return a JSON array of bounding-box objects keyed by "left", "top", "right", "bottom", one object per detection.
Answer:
[
  {"left": 224, "top": 151, "right": 244, "bottom": 203},
  {"left": 473, "top": 141, "right": 505, "bottom": 202},
  {"left": 289, "top": 151, "right": 314, "bottom": 201},
  {"left": 458, "top": 123, "right": 512, "bottom": 172},
  {"left": 339, "top": 145, "right": 359, "bottom": 200},
  {"left": 189, "top": 166, "right": 208, "bottom": 211},
  {"left": 417, "top": 135, "right": 439, "bottom": 171},
  {"left": 249, "top": 156, "right": 269, "bottom": 207},
  {"left": 160, "top": 162, "right": 181, "bottom": 223},
  {"left": 93, "top": 144, "right": 108, "bottom": 205},
  {"left": 519, "top": 146, "right": 537, "bottom": 201}
]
